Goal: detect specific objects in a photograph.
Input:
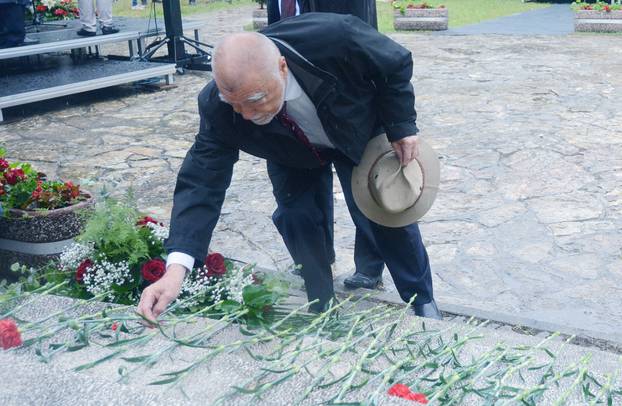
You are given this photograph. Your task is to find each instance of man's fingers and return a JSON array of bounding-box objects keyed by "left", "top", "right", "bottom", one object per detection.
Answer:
[
  {"left": 393, "top": 144, "right": 404, "bottom": 165},
  {"left": 152, "top": 294, "right": 171, "bottom": 318},
  {"left": 137, "top": 289, "right": 158, "bottom": 326}
]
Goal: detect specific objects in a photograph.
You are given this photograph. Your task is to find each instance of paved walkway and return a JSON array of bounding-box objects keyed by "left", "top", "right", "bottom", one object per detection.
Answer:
[
  {"left": 1, "top": 6, "right": 621, "bottom": 343},
  {"left": 444, "top": 4, "right": 575, "bottom": 35}
]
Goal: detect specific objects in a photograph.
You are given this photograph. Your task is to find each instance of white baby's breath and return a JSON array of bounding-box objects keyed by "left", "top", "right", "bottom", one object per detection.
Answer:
[
  {"left": 59, "top": 242, "right": 94, "bottom": 271},
  {"left": 82, "top": 259, "right": 132, "bottom": 301}
]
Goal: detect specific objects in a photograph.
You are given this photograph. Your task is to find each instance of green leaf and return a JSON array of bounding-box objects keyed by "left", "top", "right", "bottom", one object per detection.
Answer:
[{"left": 74, "top": 350, "right": 123, "bottom": 371}]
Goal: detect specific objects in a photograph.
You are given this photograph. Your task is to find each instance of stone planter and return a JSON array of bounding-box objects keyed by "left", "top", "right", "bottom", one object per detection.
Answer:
[
  {"left": 393, "top": 8, "right": 448, "bottom": 31},
  {"left": 0, "top": 192, "right": 94, "bottom": 278},
  {"left": 253, "top": 8, "right": 268, "bottom": 30},
  {"left": 575, "top": 10, "right": 622, "bottom": 33}
]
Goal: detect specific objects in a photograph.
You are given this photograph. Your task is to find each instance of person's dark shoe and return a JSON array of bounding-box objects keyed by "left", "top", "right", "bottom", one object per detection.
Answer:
[
  {"left": 412, "top": 300, "right": 443, "bottom": 320},
  {"left": 101, "top": 26, "right": 120, "bottom": 35},
  {"left": 343, "top": 272, "right": 382, "bottom": 290},
  {"left": 77, "top": 29, "right": 96, "bottom": 37},
  {"left": 18, "top": 37, "right": 39, "bottom": 46}
]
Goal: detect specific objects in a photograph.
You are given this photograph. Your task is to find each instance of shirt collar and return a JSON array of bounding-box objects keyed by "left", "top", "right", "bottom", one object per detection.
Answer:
[{"left": 284, "top": 69, "right": 303, "bottom": 101}]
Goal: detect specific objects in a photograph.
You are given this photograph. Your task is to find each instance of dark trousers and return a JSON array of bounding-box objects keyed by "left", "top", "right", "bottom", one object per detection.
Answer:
[
  {"left": 267, "top": 155, "right": 434, "bottom": 311},
  {"left": 0, "top": 4, "right": 26, "bottom": 49}
]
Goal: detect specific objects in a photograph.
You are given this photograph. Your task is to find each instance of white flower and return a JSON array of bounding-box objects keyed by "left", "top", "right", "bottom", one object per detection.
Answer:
[
  {"left": 82, "top": 259, "right": 132, "bottom": 301},
  {"left": 146, "top": 222, "right": 169, "bottom": 241},
  {"left": 59, "top": 242, "right": 94, "bottom": 271}
]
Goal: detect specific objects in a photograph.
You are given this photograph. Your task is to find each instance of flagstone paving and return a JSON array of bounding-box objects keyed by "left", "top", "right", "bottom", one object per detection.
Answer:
[{"left": 1, "top": 6, "right": 621, "bottom": 345}]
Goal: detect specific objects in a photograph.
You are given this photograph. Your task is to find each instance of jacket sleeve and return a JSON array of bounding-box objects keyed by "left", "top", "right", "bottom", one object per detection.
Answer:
[
  {"left": 342, "top": 15, "right": 418, "bottom": 142},
  {"left": 164, "top": 94, "right": 239, "bottom": 265}
]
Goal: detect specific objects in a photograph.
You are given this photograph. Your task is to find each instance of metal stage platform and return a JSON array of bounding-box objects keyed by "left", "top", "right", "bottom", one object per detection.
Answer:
[
  {"left": 0, "top": 57, "right": 175, "bottom": 122},
  {"left": 0, "top": 17, "right": 205, "bottom": 122}
]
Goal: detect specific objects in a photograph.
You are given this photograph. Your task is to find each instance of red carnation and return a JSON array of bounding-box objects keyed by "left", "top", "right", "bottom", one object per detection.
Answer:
[
  {"left": 136, "top": 216, "right": 162, "bottom": 227},
  {"left": 141, "top": 259, "right": 166, "bottom": 283},
  {"left": 75, "top": 259, "right": 93, "bottom": 283},
  {"left": 0, "top": 319, "right": 23, "bottom": 350},
  {"left": 205, "top": 253, "right": 226, "bottom": 277},
  {"left": 388, "top": 384, "right": 428, "bottom": 404},
  {"left": 111, "top": 322, "right": 119, "bottom": 331},
  {"left": 4, "top": 168, "right": 25, "bottom": 185},
  {"left": 36, "top": 5, "right": 47, "bottom": 11},
  {"left": 0, "top": 158, "right": 8, "bottom": 172}
]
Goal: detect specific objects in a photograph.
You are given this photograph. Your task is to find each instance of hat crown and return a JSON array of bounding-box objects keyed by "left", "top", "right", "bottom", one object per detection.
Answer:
[{"left": 368, "top": 152, "right": 423, "bottom": 214}]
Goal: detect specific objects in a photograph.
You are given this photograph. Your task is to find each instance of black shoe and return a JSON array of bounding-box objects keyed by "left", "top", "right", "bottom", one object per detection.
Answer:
[
  {"left": 77, "top": 29, "right": 96, "bottom": 37},
  {"left": 343, "top": 272, "right": 382, "bottom": 290},
  {"left": 17, "top": 37, "right": 39, "bottom": 46},
  {"left": 101, "top": 26, "right": 120, "bottom": 35},
  {"left": 412, "top": 299, "right": 442, "bottom": 320}
]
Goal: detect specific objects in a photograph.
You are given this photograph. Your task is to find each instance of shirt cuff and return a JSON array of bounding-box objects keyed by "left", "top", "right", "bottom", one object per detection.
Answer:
[{"left": 166, "top": 252, "right": 195, "bottom": 272}]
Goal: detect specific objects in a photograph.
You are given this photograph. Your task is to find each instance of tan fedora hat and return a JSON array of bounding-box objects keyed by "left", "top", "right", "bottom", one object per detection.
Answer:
[{"left": 352, "top": 134, "right": 440, "bottom": 228}]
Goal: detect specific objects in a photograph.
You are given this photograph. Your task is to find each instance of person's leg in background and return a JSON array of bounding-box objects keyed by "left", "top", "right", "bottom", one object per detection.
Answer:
[
  {"left": 0, "top": 3, "right": 27, "bottom": 49},
  {"left": 97, "top": 0, "right": 120, "bottom": 34},
  {"left": 77, "top": 0, "right": 97, "bottom": 36},
  {"left": 268, "top": 160, "right": 335, "bottom": 313}
]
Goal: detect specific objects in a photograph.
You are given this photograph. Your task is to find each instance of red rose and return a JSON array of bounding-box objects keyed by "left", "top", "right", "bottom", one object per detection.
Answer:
[
  {"left": 36, "top": 5, "right": 47, "bottom": 11},
  {"left": 0, "top": 187, "right": 5, "bottom": 196},
  {"left": 0, "top": 159, "right": 8, "bottom": 172},
  {"left": 4, "top": 168, "right": 25, "bottom": 185},
  {"left": 75, "top": 259, "right": 93, "bottom": 283},
  {"left": 205, "top": 253, "right": 226, "bottom": 277},
  {"left": 0, "top": 319, "right": 22, "bottom": 350},
  {"left": 136, "top": 216, "right": 162, "bottom": 227},
  {"left": 388, "top": 384, "right": 428, "bottom": 404},
  {"left": 141, "top": 259, "right": 166, "bottom": 283}
]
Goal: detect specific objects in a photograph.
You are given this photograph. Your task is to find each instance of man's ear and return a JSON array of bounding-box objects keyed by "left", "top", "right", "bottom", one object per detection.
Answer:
[{"left": 278, "top": 56, "right": 288, "bottom": 79}]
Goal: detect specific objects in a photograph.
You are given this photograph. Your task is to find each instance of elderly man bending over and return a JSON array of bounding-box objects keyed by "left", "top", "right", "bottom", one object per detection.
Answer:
[{"left": 137, "top": 13, "right": 441, "bottom": 321}]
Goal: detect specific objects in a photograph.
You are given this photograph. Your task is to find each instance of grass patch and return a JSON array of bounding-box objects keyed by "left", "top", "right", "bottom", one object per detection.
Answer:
[
  {"left": 112, "top": 0, "right": 255, "bottom": 18},
  {"left": 378, "top": 0, "right": 552, "bottom": 33}
]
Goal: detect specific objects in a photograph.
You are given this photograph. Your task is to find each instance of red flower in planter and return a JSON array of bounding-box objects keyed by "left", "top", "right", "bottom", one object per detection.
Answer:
[
  {"left": 31, "top": 180, "right": 43, "bottom": 200},
  {"left": 4, "top": 168, "right": 25, "bottom": 185},
  {"left": 388, "top": 383, "right": 428, "bottom": 404},
  {"left": 0, "top": 319, "right": 23, "bottom": 350},
  {"left": 0, "top": 158, "right": 8, "bottom": 172},
  {"left": 141, "top": 259, "right": 166, "bottom": 283},
  {"left": 36, "top": 5, "right": 47, "bottom": 12},
  {"left": 205, "top": 253, "right": 227, "bottom": 277},
  {"left": 604, "top": 5, "right": 611, "bottom": 12},
  {"left": 75, "top": 259, "right": 93, "bottom": 283}
]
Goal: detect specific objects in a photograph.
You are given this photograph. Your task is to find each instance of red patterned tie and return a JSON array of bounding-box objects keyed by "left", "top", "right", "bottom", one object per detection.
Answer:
[
  {"left": 280, "top": 0, "right": 297, "bottom": 18},
  {"left": 277, "top": 103, "right": 326, "bottom": 166}
]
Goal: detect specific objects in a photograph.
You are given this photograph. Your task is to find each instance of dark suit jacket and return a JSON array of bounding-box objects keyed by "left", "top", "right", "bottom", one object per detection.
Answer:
[
  {"left": 165, "top": 13, "right": 416, "bottom": 263},
  {"left": 267, "top": 0, "right": 377, "bottom": 28}
]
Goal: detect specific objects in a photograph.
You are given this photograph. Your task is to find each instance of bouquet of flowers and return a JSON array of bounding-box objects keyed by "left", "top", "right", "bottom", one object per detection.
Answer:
[
  {"left": 29, "top": 197, "right": 288, "bottom": 324},
  {"left": 32, "top": 0, "right": 79, "bottom": 21},
  {"left": 0, "top": 147, "right": 86, "bottom": 216}
]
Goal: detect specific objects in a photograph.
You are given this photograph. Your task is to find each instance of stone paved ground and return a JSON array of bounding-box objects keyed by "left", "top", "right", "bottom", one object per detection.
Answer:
[{"left": 1, "top": 6, "right": 621, "bottom": 341}]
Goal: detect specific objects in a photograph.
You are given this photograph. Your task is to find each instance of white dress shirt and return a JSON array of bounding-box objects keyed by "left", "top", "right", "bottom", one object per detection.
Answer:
[{"left": 166, "top": 70, "right": 332, "bottom": 272}]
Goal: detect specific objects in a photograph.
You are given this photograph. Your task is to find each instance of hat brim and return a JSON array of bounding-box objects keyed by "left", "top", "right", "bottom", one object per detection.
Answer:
[{"left": 352, "top": 134, "right": 440, "bottom": 228}]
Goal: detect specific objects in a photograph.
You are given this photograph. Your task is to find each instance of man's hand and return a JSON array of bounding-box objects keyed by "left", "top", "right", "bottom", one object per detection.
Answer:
[
  {"left": 137, "top": 264, "right": 186, "bottom": 326},
  {"left": 391, "top": 135, "right": 420, "bottom": 167}
]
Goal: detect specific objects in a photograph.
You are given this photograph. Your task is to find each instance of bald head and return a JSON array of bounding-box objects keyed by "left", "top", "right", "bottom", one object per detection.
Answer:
[{"left": 212, "top": 32, "right": 283, "bottom": 93}]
